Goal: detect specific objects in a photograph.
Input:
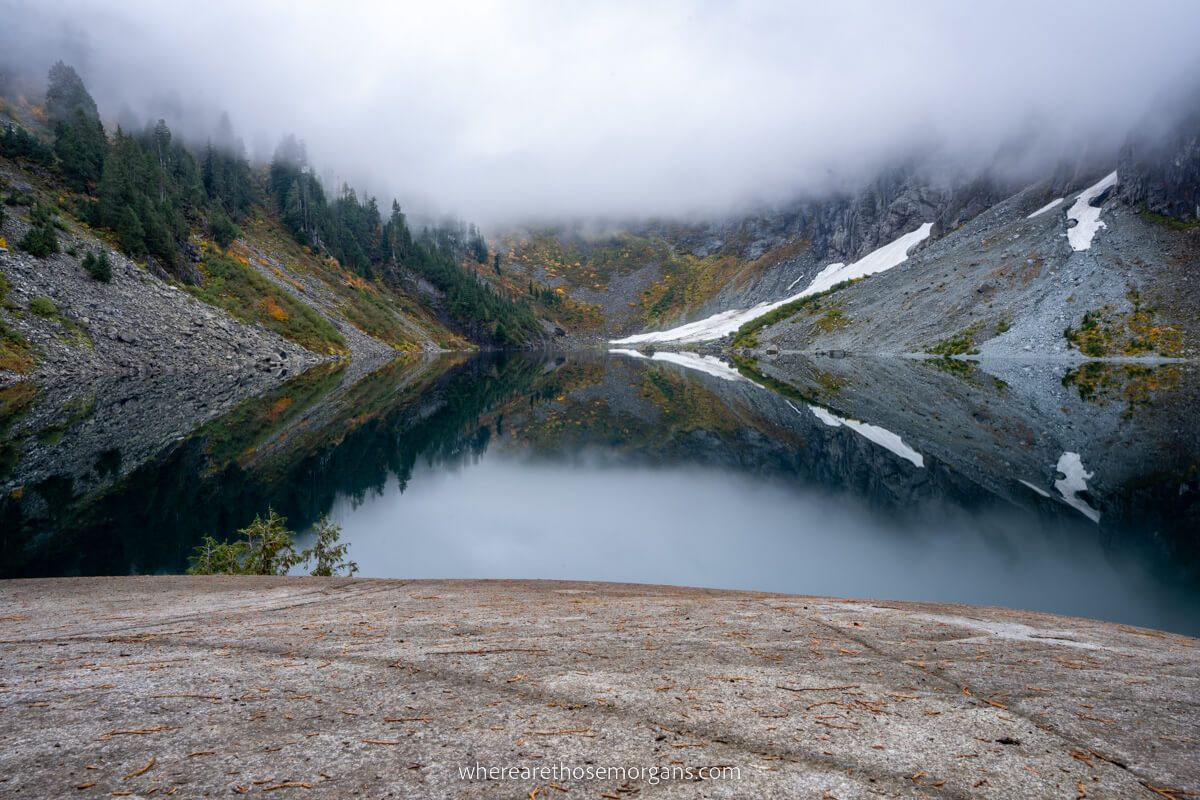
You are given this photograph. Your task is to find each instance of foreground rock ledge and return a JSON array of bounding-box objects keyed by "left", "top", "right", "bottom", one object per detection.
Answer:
[{"left": 1, "top": 578, "right": 1196, "bottom": 799}]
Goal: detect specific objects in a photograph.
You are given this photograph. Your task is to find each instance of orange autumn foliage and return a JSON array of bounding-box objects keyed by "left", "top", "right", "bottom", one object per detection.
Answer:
[
  {"left": 262, "top": 296, "right": 289, "bottom": 322},
  {"left": 267, "top": 396, "right": 293, "bottom": 420}
]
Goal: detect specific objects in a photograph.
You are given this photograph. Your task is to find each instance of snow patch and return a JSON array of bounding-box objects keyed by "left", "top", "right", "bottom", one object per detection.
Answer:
[
  {"left": 1066, "top": 171, "right": 1118, "bottom": 251},
  {"left": 611, "top": 223, "right": 932, "bottom": 345},
  {"left": 789, "top": 401, "right": 924, "bottom": 468},
  {"left": 1026, "top": 197, "right": 1063, "bottom": 219},
  {"left": 802, "top": 223, "right": 933, "bottom": 297},
  {"left": 788, "top": 263, "right": 843, "bottom": 291},
  {"left": 1054, "top": 452, "right": 1101, "bottom": 523}
]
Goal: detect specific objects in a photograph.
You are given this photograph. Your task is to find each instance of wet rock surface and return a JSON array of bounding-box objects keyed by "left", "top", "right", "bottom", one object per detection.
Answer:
[{"left": 0, "top": 577, "right": 1196, "bottom": 798}]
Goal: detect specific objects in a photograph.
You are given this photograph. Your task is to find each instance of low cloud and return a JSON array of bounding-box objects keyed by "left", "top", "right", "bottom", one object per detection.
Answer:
[{"left": 3, "top": 0, "right": 1199, "bottom": 225}]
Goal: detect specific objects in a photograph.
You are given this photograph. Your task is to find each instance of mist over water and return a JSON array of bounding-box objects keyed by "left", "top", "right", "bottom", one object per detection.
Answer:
[{"left": 297, "top": 453, "right": 1200, "bottom": 636}]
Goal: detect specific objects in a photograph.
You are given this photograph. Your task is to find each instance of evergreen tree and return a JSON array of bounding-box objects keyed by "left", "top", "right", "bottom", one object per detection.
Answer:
[
  {"left": 201, "top": 116, "right": 254, "bottom": 218},
  {"left": 467, "top": 224, "right": 488, "bottom": 263},
  {"left": 46, "top": 63, "right": 106, "bottom": 192},
  {"left": 54, "top": 108, "right": 106, "bottom": 191},
  {"left": 94, "top": 120, "right": 200, "bottom": 268},
  {"left": 383, "top": 201, "right": 414, "bottom": 262},
  {"left": 303, "top": 516, "right": 358, "bottom": 577},
  {"left": 282, "top": 181, "right": 307, "bottom": 242},
  {"left": 18, "top": 203, "right": 59, "bottom": 257},
  {"left": 0, "top": 125, "right": 55, "bottom": 165},
  {"left": 115, "top": 205, "right": 146, "bottom": 255},
  {"left": 82, "top": 249, "right": 112, "bottom": 282},
  {"left": 45, "top": 62, "right": 100, "bottom": 125}
]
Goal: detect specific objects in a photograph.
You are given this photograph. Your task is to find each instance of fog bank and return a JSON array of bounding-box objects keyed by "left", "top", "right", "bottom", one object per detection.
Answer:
[{"left": 3, "top": 0, "right": 1199, "bottom": 224}]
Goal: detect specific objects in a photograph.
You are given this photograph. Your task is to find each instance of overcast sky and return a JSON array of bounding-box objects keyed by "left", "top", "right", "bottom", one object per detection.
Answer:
[{"left": 3, "top": 0, "right": 1199, "bottom": 225}]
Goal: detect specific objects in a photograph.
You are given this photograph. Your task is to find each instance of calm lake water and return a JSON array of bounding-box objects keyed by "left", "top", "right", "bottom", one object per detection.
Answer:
[{"left": 3, "top": 352, "right": 1199, "bottom": 634}]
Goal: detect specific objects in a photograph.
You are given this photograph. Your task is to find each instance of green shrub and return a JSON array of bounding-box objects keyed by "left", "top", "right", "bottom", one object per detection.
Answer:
[
  {"left": 305, "top": 516, "right": 358, "bottom": 577},
  {"left": 18, "top": 202, "right": 60, "bottom": 257},
  {"left": 28, "top": 297, "right": 58, "bottom": 318},
  {"left": 18, "top": 223, "right": 58, "bottom": 257},
  {"left": 731, "top": 279, "right": 856, "bottom": 348},
  {"left": 208, "top": 209, "right": 240, "bottom": 248},
  {"left": 1139, "top": 208, "right": 1200, "bottom": 232},
  {"left": 82, "top": 249, "right": 112, "bottom": 282},
  {"left": 187, "top": 509, "right": 357, "bottom": 577}
]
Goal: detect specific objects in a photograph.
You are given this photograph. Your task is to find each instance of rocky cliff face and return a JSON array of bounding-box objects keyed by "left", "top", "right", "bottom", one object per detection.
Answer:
[
  {"left": 669, "top": 166, "right": 1013, "bottom": 268},
  {"left": 1118, "top": 100, "right": 1200, "bottom": 221}
]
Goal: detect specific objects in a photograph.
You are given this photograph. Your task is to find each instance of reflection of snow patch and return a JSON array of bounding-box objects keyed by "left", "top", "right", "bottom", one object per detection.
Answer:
[
  {"left": 807, "top": 404, "right": 844, "bottom": 428},
  {"left": 1026, "top": 197, "right": 1063, "bottom": 219},
  {"left": 915, "top": 613, "right": 1101, "bottom": 650},
  {"left": 608, "top": 348, "right": 746, "bottom": 382},
  {"left": 790, "top": 401, "right": 924, "bottom": 468},
  {"left": 611, "top": 223, "right": 932, "bottom": 345},
  {"left": 1066, "top": 171, "right": 1118, "bottom": 251},
  {"left": 649, "top": 351, "right": 747, "bottom": 382},
  {"left": 1055, "top": 452, "right": 1101, "bottom": 523},
  {"left": 1019, "top": 479, "right": 1051, "bottom": 498}
]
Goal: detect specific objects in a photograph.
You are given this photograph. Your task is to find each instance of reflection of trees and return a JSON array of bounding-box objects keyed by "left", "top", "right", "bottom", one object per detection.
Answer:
[{"left": 0, "top": 353, "right": 550, "bottom": 577}]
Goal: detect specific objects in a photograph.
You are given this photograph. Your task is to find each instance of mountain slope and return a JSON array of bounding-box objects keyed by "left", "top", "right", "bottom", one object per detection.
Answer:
[
  {"left": 1, "top": 61, "right": 577, "bottom": 384},
  {"left": 497, "top": 101, "right": 1200, "bottom": 357},
  {"left": 0, "top": 158, "right": 469, "bottom": 383},
  {"left": 743, "top": 171, "right": 1199, "bottom": 360}
]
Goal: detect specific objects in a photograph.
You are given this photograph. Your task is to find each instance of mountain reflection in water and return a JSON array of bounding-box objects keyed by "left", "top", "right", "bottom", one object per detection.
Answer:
[{"left": 2, "top": 351, "right": 1197, "bottom": 634}]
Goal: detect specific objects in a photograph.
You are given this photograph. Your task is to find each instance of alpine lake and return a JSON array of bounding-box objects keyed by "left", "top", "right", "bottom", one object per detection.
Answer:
[{"left": 3, "top": 350, "right": 1198, "bottom": 635}]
